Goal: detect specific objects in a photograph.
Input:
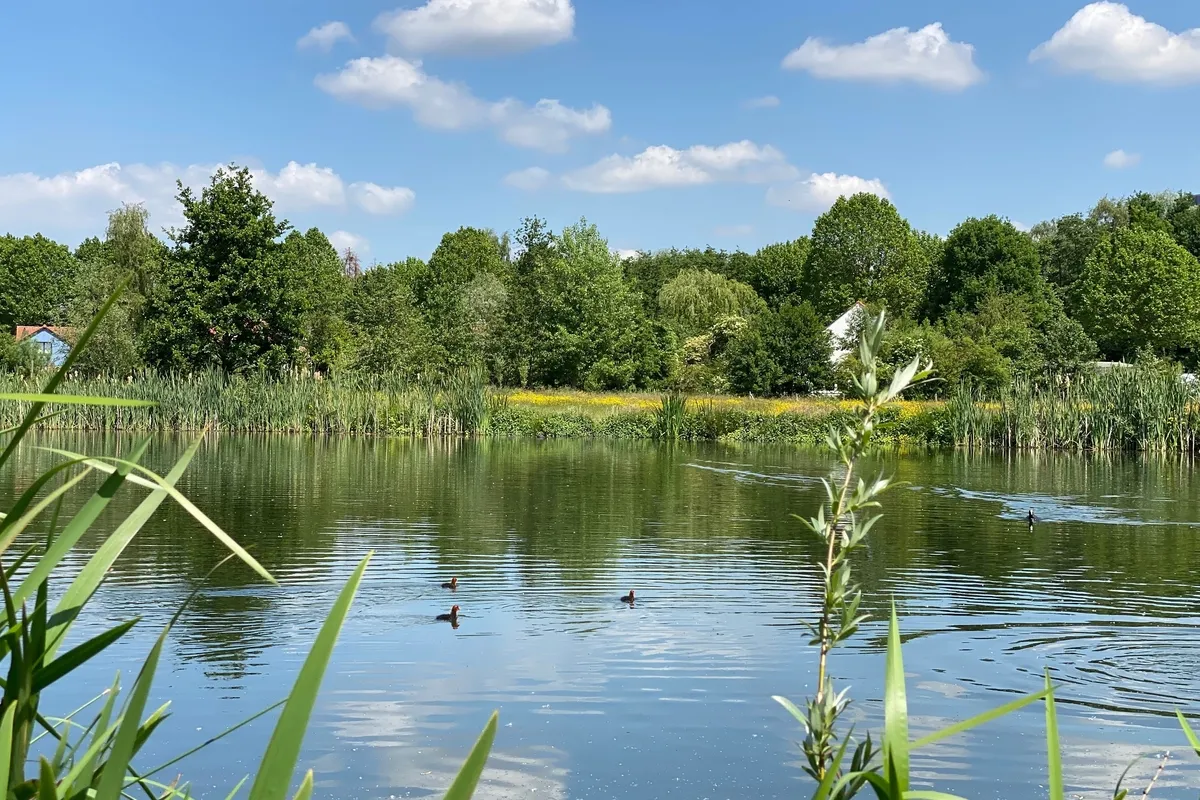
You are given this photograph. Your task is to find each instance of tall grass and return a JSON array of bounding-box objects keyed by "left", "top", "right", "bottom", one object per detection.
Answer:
[
  {"left": 947, "top": 367, "right": 1200, "bottom": 453},
  {"left": 0, "top": 287, "right": 497, "bottom": 800}
]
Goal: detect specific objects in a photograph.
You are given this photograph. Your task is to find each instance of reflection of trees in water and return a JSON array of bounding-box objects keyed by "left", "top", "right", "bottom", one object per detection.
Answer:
[{"left": 170, "top": 591, "right": 275, "bottom": 685}]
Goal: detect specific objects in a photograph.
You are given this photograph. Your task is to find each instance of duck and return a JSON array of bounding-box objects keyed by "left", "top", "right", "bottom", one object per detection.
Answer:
[
  {"left": 1026, "top": 509, "right": 1041, "bottom": 530},
  {"left": 620, "top": 590, "right": 635, "bottom": 604},
  {"left": 436, "top": 605, "right": 460, "bottom": 623},
  {"left": 441, "top": 577, "right": 458, "bottom": 590}
]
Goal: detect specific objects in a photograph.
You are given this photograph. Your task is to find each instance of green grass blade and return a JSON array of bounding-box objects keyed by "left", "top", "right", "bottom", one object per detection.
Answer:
[
  {"left": 58, "top": 716, "right": 124, "bottom": 793},
  {"left": 0, "top": 394, "right": 155, "bottom": 407},
  {"left": 291, "top": 770, "right": 314, "bottom": 800},
  {"left": 70, "top": 674, "right": 120, "bottom": 797},
  {"left": 0, "top": 467, "right": 91, "bottom": 557},
  {"left": 911, "top": 687, "right": 1052, "bottom": 749},
  {"left": 883, "top": 600, "right": 910, "bottom": 795},
  {"left": 0, "top": 278, "right": 129, "bottom": 471},
  {"left": 47, "top": 436, "right": 203, "bottom": 661},
  {"left": 37, "top": 448, "right": 157, "bottom": 491},
  {"left": 13, "top": 440, "right": 151, "bottom": 608},
  {"left": 247, "top": 552, "right": 372, "bottom": 800},
  {"left": 1045, "top": 670, "right": 1063, "bottom": 800},
  {"left": 37, "top": 757, "right": 58, "bottom": 800},
  {"left": 0, "top": 409, "right": 66, "bottom": 436},
  {"left": 812, "top": 737, "right": 850, "bottom": 800},
  {"left": 0, "top": 701, "right": 17, "bottom": 797},
  {"left": 442, "top": 711, "right": 499, "bottom": 800},
  {"left": 138, "top": 700, "right": 286, "bottom": 782},
  {"left": 223, "top": 776, "right": 249, "bottom": 800},
  {"left": 39, "top": 448, "right": 275, "bottom": 585},
  {"left": 93, "top": 627, "right": 168, "bottom": 800},
  {"left": 34, "top": 619, "right": 138, "bottom": 693},
  {"left": 903, "top": 792, "right": 969, "bottom": 800},
  {"left": 1177, "top": 710, "right": 1200, "bottom": 756},
  {"left": 771, "top": 695, "right": 806, "bottom": 726}
]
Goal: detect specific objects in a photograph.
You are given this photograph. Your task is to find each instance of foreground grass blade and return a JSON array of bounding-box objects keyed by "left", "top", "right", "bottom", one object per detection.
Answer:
[
  {"left": 0, "top": 466, "right": 91, "bottom": 556},
  {"left": 0, "top": 394, "right": 155, "bottom": 407},
  {"left": 247, "top": 552, "right": 372, "bottom": 800},
  {"left": 47, "top": 435, "right": 205, "bottom": 661},
  {"left": 911, "top": 687, "right": 1053, "bottom": 749},
  {"left": 443, "top": 711, "right": 499, "bottom": 800},
  {"left": 71, "top": 674, "right": 120, "bottom": 798},
  {"left": 1045, "top": 671, "right": 1063, "bottom": 800},
  {"left": 0, "top": 701, "right": 16, "bottom": 796},
  {"left": 903, "top": 792, "right": 969, "bottom": 799},
  {"left": 1177, "top": 710, "right": 1200, "bottom": 756},
  {"left": 94, "top": 628, "right": 168, "bottom": 800},
  {"left": 13, "top": 439, "right": 151, "bottom": 608},
  {"left": 884, "top": 601, "right": 910, "bottom": 796},
  {"left": 139, "top": 699, "right": 286, "bottom": 782},
  {"left": 771, "top": 695, "right": 806, "bottom": 726},
  {"left": 33, "top": 618, "right": 138, "bottom": 692},
  {"left": 0, "top": 278, "right": 130, "bottom": 470},
  {"left": 292, "top": 770, "right": 314, "bottom": 800}
]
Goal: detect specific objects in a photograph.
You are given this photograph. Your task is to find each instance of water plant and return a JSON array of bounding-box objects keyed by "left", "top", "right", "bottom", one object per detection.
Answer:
[
  {"left": 654, "top": 391, "right": 687, "bottom": 440},
  {"left": 0, "top": 288, "right": 498, "bottom": 799}
]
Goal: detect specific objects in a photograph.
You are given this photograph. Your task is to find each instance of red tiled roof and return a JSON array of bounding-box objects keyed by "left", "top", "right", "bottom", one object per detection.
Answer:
[{"left": 14, "top": 326, "right": 73, "bottom": 342}]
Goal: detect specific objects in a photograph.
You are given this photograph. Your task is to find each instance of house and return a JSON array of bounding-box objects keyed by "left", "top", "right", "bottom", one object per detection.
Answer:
[
  {"left": 826, "top": 301, "right": 867, "bottom": 364},
  {"left": 14, "top": 326, "right": 72, "bottom": 367}
]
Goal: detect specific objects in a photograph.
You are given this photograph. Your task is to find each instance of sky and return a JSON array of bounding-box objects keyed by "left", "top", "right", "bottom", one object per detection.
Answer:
[{"left": 1, "top": 0, "right": 1199, "bottom": 264}]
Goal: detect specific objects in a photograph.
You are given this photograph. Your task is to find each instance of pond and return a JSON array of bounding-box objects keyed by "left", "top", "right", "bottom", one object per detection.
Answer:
[{"left": 19, "top": 435, "right": 1200, "bottom": 799}]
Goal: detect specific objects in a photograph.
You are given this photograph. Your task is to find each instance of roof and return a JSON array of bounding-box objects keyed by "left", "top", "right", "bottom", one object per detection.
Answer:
[{"left": 14, "top": 326, "right": 73, "bottom": 342}]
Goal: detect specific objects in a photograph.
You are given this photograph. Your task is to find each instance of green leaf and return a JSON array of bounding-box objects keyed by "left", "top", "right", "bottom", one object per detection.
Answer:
[
  {"left": 1177, "top": 709, "right": 1200, "bottom": 756},
  {"left": 34, "top": 619, "right": 138, "bottom": 694},
  {"left": 0, "top": 394, "right": 155, "bottom": 407},
  {"left": 812, "top": 737, "right": 850, "bottom": 800},
  {"left": 0, "top": 409, "right": 66, "bottom": 435},
  {"left": 37, "top": 757, "right": 58, "bottom": 800},
  {"left": 93, "top": 626, "right": 168, "bottom": 800},
  {"left": 0, "top": 278, "right": 129, "bottom": 471},
  {"left": 223, "top": 776, "right": 249, "bottom": 800},
  {"left": 442, "top": 711, "right": 499, "bottom": 800},
  {"left": 771, "top": 695, "right": 806, "bottom": 726},
  {"left": 0, "top": 701, "right": 17, "bottom": 796},
  {"left": 13, "top": 439, "right": 151, "bottom": 609},
  {"left": 291, "top": 771, "right": 314, "bottom": 800},
  {"left": 70, "top": 674, "right": 120, "bottom": 798},
  {"left": 0, "top": 466, "right": 92, "bottom": 557},
  {"left": 138, "top": 699, "right": 285, "bottom": 784},
  {"left": 883, "top": 601, "right": 909, "bottom": 795},
  {"left": 1045, "top": 670, "right": 1063, "bottom": 800},
  {"left": 247, "top": 552, "right": 372, "bottom": 800},
  {"left": 46, "top": 435, "right": 203, "bottom": 662},
  {"left": 911, "top": 687, "right": 1052, "bottom": 749}
]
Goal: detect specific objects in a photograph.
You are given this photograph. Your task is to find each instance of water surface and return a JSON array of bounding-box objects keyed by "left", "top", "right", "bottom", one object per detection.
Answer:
[{"left": 20, "top": 436, "right": 1200, "bottom": 799}]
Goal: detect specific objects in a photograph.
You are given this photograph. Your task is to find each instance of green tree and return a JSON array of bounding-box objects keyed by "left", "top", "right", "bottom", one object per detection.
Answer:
[
  {"left": 750, "top": 238, "right": 809, "bottom": 308},
  {"left": 280, "top": 228, "right": 351, "bottom": 373},
  {"left": 417, "top": 227, "right": 508, "bottom": 372},
  {"left": 658, "top": 269, "right": 764, "bottom": 338},
  {"left": 346, "top": 260, "right": 431, "bottom": 377},
  {"left": 1031, "top": 213, "right": 1101, "bottom": 296},
  {"left": 726, "top": 302, "right": 832, "bottom": 396},
  {"left": 1076, "top": 226, "right": 1200, "bottom": 360},
  {"left": 1167, "top": 194, "right": 1200, "bottom": 261},
  {"left": 804, "top": 194, "right": 929, "bottom": 320},
  {"left": 927, "top": 215, "right": 1048, "bottom": 321},
  {"left": 141, "top": 165, "right": 306, "bottom": 372},
  {"left": 67, "top": 257, "right": 143, "bottom": 376},
  {"left": 0, "top": 234, "right": 78, "bottom": 329}
]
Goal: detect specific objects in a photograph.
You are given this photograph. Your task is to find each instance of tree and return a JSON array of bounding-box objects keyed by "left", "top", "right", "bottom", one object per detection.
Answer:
[
  {"left": 67, "top": 257, "right": 143, "bottom": 376},
  {"left": 141, "top": 165, "right": 306, "bottom": 372},
  {"left": 657, "top": 269, "right": 764, "bottom": 338},
  {"left": 1167, "top": 194, "right": 1200, "bottom": 261},
  {"left": 0, "top": 235, "right": 77, "bottom": 329},
  {"left": 105, "top": 203, "right": 164, "bottom": 299},
  {"left": 417, "top": 227, "right": 508, "bottom": 372},
  {"left": 1076, "top": 226, "right": 1200, "bottom": 360},
  {"left": 927, "top": 215, "right": 1048, "bottom": 321},
  {"left": 750, "top": 238, "right": 809, "bottom": 308},
  {"left": 726, "top": 302, "right": 832, "bottom": 396},
  {"left": 1032, "top": 213, "right": 1101, "bottom": 296},
  {"left": 346, "top": 261, "right": 430, "bottom": 377},
  {"left": 279, "top": 228, "right": 351, "bottom": 373},
  {"left": 804, "top": 194, "right": 929, "bottom": 320}
]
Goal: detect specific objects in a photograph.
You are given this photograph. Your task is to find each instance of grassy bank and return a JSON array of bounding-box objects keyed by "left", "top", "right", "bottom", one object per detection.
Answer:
[{"left": 0, "top": 372, "right": 947, "bottom": 445}]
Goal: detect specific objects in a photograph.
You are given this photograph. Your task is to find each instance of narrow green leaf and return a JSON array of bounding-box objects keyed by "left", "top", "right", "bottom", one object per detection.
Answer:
[
  {"left": 903, "top": 792, "right": 970, "bottom": 800},
  {"left": 0, "top": 409, "right": 66, "bottom": 435},
  {"left": 0, "top": 394, "right": 155, "bottom": 407},
  {"left": 33, "top": 619, "right": 138, "bottom": 693},
  {"left": 94, "top": 627, "right": 168, "bottom": 800},
  {"left": 0, "top": 278, "right": 129, "bottom": 471},
  {"left": 1045, "top": 670, "right": 1063, "bottom": 800},
  {"left": 47, "top": 436, "right": 204, "bottom": 662},
  {"left": 812, "top": 737, "right": 850, "bottom": 800},
  {"left": 37, "top": 757, "right": 58, "bottom": 800},
  {"left": 0, "top": 467, "right": 92, "bottom": 557},
  {"left": 138, "top": 699, "right": 286, "bottom": 783},
  {"left": 291, "top": 770, "right": 314, "bottom": 800},
  {"left": 911, "top": 687, "right": 1052, "bottom": 749},
  {"left": 70, "top": 674, "right": 120, "bottom": 798},
  {"left": 442, "top": 711, "right": 499, "bottom": 800},
  {"left": 771, "top": 695, "right": 806, "bottom": 726},
  {"left": 223, "top": 776, "right": 249, "bottom": 800},
  {"left": 0, "top": 702, "right": 17, "bottom": 797},
  {"left": 37, "top": 448, "right": 157, "bottom": 491},
  {"left": 1177, "top": 709, "right": 1200, "bottom": 756},
  {"left": 883, "top": 600, "right": 909, "bottom": 795},
  {"left": 247, "top": 553, "right": 372, "bottom": 800},
  {"left": 58, "top": 716, "right": 125, "bottom": 794},
  {"left": 13, "top": 439, "right": 151, "bottom": 608}
]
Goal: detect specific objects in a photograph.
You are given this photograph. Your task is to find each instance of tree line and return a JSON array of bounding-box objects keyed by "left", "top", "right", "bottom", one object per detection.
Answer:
[{"left": 1, "top": 164, "right": 1198, "bottom": 396}]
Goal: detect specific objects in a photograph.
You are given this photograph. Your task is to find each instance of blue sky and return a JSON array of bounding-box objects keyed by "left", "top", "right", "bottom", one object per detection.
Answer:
[{"left": 1, "top": 0, "right": 1198, "bottom": 263}]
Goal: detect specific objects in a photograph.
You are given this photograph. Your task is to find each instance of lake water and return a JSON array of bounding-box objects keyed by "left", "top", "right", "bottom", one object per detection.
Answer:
[{"left": 18, "top": 435, "right": 1200, "bottom": 799}]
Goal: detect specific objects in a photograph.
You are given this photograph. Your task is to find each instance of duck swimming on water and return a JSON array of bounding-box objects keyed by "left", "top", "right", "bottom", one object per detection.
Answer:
[
  {"left": 620, "top": 590, "right": 635, "bottom": 604},
  {"left": 441, "top": 577, "right": 458, "bottom": 589},
  {"left": 436, "top": 605, "right": 460, "bottom": 623},
  {"left": 1026, "top": 509, "right": 1041, "bottom": 530}
]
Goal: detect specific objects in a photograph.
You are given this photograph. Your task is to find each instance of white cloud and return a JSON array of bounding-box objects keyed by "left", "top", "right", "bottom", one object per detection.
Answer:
[
  {"left": 612, "top": 248, "right": 641, "bottom": 260},
  {"left": 375, "top": 0, "right": 574, "bottom": 55},
  {"left": 1103, "top": 148, "right": 1141, "bottom": 169},
  {"left": 562, "top": 141, "right": 798, "bottom": 193},
  {"left": 714, "top": 224, "right": 754, "bottom": 237},
  {"left": 504, "top": 167, "right": 552, "bottom": 190},
  {"left": 0, "top": 161, "right": 412, "bottom": 236},
  {"left": 349, "top": 181, "right": 416, "bottom": 214},
  {"left": 328, "top": 230, "right": 370, "bottom": 257},
  {"left": 1030, "top": 2, "right": 1200, "bottom": 84},
  {"left": 315, "top": 56, "right": 610, "bottom": 152},
  {"left": 783, "top": 22, "right": 983, "bottom": 90},
  {"left": 744, "top": 95, "right": 781, "bottom": 109},
  {"left": 297, "top": 21, "right": 354, "bottom": 52},
  {"left": 766, "top": 172, "right": 890, "bottom": 212},
  {"left": 1012, "top": 220, "right": 1031, "bottom": 232}
]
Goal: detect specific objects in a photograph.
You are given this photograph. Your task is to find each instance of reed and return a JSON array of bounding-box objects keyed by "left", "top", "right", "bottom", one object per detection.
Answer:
[{"left": 654, "top": 392, "right": 687, "bottom": 440}]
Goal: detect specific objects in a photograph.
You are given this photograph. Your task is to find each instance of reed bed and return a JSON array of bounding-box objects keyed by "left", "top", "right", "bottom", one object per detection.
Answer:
[{"left": 947, "top": 368, "right": 1200, "bottom": 453}]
